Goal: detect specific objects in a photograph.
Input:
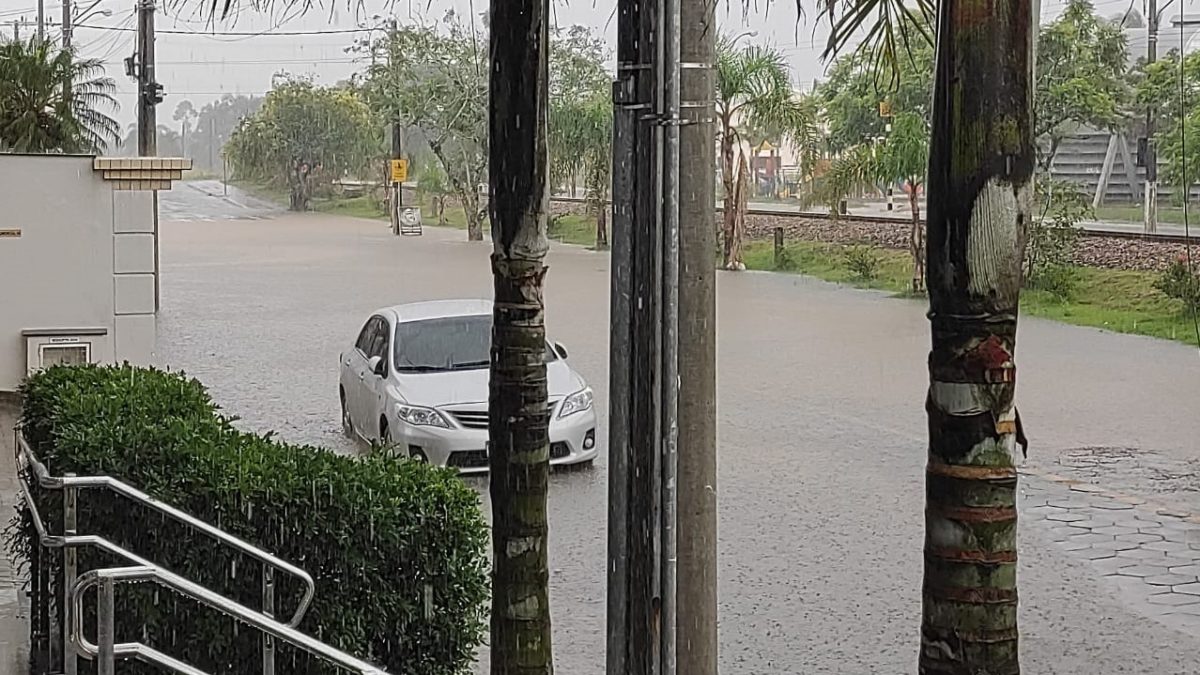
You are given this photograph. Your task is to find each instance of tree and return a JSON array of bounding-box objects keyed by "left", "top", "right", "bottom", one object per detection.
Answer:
[
  {"left": 359, "top": 14, "right": 489, "bottom": 241},
  {"left": 0, "top": 40, "right": 119, "bottom": 153},
  {"left": 716, "top": 37, "right": 816, "bottom": 269},
  {"left": 1035, "top": 0, "right": 1130, "bottom": 170},
  {"left": 875, "top": 112, "right": 929, "bottom": 292},
  {"left": 548, "top": 25, "right": 610, "bottom": 198},
  {"left": 224, "top": 77, "right": 379, "bottom": 210},
  {"left": 819, "top": 42, "right": 933, "bottom": 155},
  {"left": 547, "top": 26, "right": 612, "bottom": 248},
  {"left": 173, "top": 99, "right": 198, "bottom": 157},
  {"left": 488, "top": 0, "right": 554, "bottom": 673},
  {"left": 921, "top": 0, "right": 1033, "bottom": 674},
  {"left": 1137, "top": 49, "right": 1200, "bottom": 194}
]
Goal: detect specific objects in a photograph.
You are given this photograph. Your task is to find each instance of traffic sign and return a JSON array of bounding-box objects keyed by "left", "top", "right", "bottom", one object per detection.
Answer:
[{"left": 390, "top": 159, "right": 409, "bottom": 184}]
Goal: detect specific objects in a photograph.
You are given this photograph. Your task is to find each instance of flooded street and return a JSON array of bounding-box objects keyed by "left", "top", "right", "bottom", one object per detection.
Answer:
[{"left": 157, "top": 190, "right": 1200, "bottom": 673}]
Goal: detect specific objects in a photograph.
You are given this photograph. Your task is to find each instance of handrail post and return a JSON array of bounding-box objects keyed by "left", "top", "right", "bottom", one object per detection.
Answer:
[
  {"left": 64, "top": 473, "right": 78, "bottom": 675},
  {"left": 97, "top": 575, "right": 116, "bottom": 675},
  {"left": 262, "top": 565, "right": 275, "bottom": 675}
]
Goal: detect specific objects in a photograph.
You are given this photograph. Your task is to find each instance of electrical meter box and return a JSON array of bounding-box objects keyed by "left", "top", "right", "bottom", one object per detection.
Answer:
[{"left": 23, "top": 328, "right": 109, "bottom": 374}]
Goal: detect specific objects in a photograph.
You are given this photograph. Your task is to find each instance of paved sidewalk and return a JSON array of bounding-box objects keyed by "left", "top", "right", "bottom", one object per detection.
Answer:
[{"left": 0, "top": 399, "right": 27, "bottom": 675}]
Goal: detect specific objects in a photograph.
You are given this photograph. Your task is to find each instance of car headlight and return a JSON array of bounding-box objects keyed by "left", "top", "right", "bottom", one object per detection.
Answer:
[
  {"left": 396, "top": 404, "right": 450, "bottom": 428},
  {"left": 558, "top": 388, "right": 593, "bottom": 418}
]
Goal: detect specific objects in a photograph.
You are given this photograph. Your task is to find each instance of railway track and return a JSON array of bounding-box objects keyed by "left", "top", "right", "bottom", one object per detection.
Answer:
[{"left": 550, "top": 195, "right": 1198, "bottom": 245}]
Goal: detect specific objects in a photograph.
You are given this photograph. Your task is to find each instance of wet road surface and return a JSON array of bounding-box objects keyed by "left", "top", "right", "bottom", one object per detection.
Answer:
[
  {"left": 157, "top": 205, "right": 1200, "bottom": 673},
  {"left": 159, "top": 180, "right": 281, "bottom": 222}
]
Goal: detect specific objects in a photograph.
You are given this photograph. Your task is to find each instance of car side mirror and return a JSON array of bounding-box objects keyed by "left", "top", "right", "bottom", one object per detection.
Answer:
[
  {"left": 368, "top": 355, "right": 386, "bottom": 377},
  {"left": 554, "top": 342, "right": 568, "bottom": 359}
]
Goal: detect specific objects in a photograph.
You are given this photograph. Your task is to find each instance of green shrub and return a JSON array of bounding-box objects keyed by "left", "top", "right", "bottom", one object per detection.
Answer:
[
  {"left": 1027, "top": 263, "right": 1079, "bottom": 300},
  {"left": 843, "top": 245, "right": 882, "bottom": 280},
  {"left": 8, "top": 364, "right": 488, "bottom": 675},
  {"left": 1155, "top": 256, "right": 1200, "bottom": 309},
  {"left": 774, "top": 245, "right": 799, "bottom": 271}
]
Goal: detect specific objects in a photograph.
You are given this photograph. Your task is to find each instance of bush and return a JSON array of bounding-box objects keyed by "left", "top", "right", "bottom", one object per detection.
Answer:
[
  {"left": 1026, "top": 178, "right": 1084, "bottom": 293},
  {"left": 1155, "top": 256, "right": 1200, "bottom": 309},
  {"left": 8, "top": 364, "right": 488, "bottom": 675},
  {"left": 774, "top": 245, "right": 799, "bottom": 271},
  {"left": 1027, "top": 263, "right": 1079, "bottom": 299},
  {"left": 843, "top": 245, "right": 882, "bottom": 280}
]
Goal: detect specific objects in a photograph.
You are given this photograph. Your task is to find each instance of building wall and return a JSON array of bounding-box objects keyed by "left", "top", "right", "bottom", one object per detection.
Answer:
[{"left": 0, "top": 155, "right": 158, "bottom": 391}]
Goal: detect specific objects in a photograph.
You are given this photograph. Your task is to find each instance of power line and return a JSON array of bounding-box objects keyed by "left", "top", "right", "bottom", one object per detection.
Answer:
[{"left": 72, "top": 22, "right": 376, "bottom": 36}]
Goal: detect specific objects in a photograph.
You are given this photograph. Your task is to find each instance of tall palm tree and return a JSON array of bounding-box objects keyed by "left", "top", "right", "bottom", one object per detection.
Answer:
[
  {"left": 715, "top": 38, "right": 817, "bottom": 269},
  {"left": 488, "top": 0, "right": 554, "bottom": 673},
  {"left": 0, "top": 40, "right": 119, "bottom": 153},
  {"left": 920, "top": 0, "right": 1032, "bottom": 673}
]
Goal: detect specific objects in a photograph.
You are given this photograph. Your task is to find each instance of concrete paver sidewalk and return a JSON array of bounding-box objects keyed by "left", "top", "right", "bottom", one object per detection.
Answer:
[{"left": 0, "top": 399, "right": 28, "bottom": 675}]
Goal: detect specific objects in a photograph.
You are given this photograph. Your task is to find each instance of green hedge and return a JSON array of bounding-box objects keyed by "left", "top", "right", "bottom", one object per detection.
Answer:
[{"left": 7, "top": 364, "right": 488, "bottom": 674}]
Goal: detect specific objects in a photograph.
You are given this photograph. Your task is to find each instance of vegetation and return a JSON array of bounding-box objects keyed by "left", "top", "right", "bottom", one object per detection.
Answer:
[
  {"left": 225, "top": 77, "right": 379, "bottom": 211},
  {"left": 0, "top": 40, "right": 119, "bottom": 153},
  {"left": 1155, "top": 256, "right": 1200, "bottom": 309},
  {"left": 746, "top": 239, "right": 1200, "bottom": 344},
  {"left": 357, "top": 16, "right": 488, "bottom": 240},
  {"left": 549, "top": 27, "right": 613, "bottom": 249},
  {"left": 9, "top": 364, "right": 489, "bottom": 675},
  {"left": 716, "top": 37, "right": 819, "bottom": 270},
  {"left": 1035, "top": 0, "right": 1130, "bottom": 169}
]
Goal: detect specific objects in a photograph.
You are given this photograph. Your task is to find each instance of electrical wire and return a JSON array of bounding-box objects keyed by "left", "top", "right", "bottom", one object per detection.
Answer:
[
  {"left": 71, "top": 21, "right": 374, "bottom": 36},
  {"left": 1177, "top": 6, "right": 1200, "bottom": 352}
]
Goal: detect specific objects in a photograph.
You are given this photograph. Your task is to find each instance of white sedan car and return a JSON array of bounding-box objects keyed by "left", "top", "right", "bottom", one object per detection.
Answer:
[{"left": 338, "top": 299, "right": 598, "bottom": 472}]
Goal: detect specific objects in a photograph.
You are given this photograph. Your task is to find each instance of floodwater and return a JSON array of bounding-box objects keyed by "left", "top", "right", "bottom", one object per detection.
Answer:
[{"left": 156, "top": 191, "right": 1200, "bottom": 673}]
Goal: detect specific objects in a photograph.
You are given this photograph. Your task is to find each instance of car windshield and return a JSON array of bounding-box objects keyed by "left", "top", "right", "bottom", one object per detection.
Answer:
[{"left": 393, "top": 314, "right": 557, "bottom": 372}]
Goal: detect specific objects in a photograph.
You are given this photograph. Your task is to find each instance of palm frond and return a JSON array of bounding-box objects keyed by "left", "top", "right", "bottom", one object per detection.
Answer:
[{"left": 821, "top": 0, "right": 935, "bottom": 83}]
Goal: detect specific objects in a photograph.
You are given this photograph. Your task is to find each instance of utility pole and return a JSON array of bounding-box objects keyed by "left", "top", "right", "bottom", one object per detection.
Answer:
[
  {"left": 61, "top": 0, "right": 71, "bottom": 99},
  {"left": 37, "top": 0, "right": 44, "bottom": 41},
  {"left": 608, "top": 0, "right": 684, "bottom": 671},
  {"left": 388, "top": 20, "right": 404, "bottom": 237},
  {"left": 677, "top": 0, "right": 718, "bottom": 671},
  {"left": 136, "top": 0, "right": 160, "bottom": 156},
  {"left": 1145, "top": 0, "right": 1159, "bottom": 234}
]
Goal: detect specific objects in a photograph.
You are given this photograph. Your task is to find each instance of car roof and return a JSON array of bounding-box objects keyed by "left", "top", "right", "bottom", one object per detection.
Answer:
[{"left": 379, "top": 299, "right": 493, "bottom": 324}]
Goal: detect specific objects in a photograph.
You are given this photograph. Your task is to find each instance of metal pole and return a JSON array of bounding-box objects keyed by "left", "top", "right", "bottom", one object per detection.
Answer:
[
  {"left": 658, "top": 0, "right": 680, "bottom": 668},
  {"left": 97, "top": 576, "right": 116, "bottom": 675},
  {"left": 609, "top": 0, "right": 663, "bottom": 671},
  {"left": 262, "top": 565, "right": 276, "bottom": 675},
  {"left": 61, "top": 0, "right": 71, "bottom": 101},
  {"left": 1145, "top": 0, "right": 1159, "bottom": 234},
  {"left": 677, "top": 0, "right": 718, "bottom": 671},
  {"left": 63, "top": 477, "right": 78, "bottom": 675},
  {"left": 37, "top": 0, "right": 44, "bottom": 41},
  {"left": 392, "top": 121, "right": 403, "bottom": 236},
  {"left": 607, "top": 73, "right": 635, "bottom": 675}
]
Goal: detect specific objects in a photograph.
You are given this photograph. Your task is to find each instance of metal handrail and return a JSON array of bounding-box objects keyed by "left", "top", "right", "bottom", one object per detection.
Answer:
[
  {"left": 70, "top": 567, "right": 389, "bottom": 675},
  {"left": 15, "top": 430, "right": 315, "bottom": 628}
]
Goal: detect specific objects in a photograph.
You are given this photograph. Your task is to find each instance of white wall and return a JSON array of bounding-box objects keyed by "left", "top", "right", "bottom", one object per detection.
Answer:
[{"left": 0, "top": 155, "right": 158, "bottom": 391}]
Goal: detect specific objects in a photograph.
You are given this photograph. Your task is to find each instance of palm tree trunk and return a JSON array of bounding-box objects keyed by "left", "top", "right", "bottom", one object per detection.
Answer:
[
  {"left": 720, "top": 122, "right": 736, "bottom": 265},
  {"left": 727, "top": 152, "right": 748, "bottom": 270},
  {"left": 488, "top": 1, "right": 554, "bottom": 674},
  {"left": 920, "top": 0, "right": 1033, "bottom": 672},
  {"left": 909, "top": 185, "right": 925, "bottom": 294}
]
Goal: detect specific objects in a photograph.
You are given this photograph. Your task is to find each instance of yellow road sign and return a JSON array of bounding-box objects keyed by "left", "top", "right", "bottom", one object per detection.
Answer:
[
  {"left": 390, "top": 158, "right": 409, "bottom": 184},
  {"left": 879, "top": 100, "right": 893, "bottom": 117}
]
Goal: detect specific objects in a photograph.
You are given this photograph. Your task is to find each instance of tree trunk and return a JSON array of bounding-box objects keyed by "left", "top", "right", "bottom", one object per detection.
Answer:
[
  {"left": 909, "top": 186, "right": 925, "bottom": 294},
  {"left": 595, "top": 202, "right": 609, "bottom": 250},
  {"left": 720, "top": 121, "right": 736, "bottom": 265},
  {"left": 726, "top": 152, "right": 748, "bottom": 270},
  {"left": 488, "top": 1, "right": 553, "bottom": 674},
  {"left": 920, "top": 0, "right": 1033, "bottom": 672}
]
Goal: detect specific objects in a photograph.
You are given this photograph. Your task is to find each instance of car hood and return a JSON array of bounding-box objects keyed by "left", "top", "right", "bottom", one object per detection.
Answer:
[{"left": 394, "top": 360, "right": 586, "bottom": 407}]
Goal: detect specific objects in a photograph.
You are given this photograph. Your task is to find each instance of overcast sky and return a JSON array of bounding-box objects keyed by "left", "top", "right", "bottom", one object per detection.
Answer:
[{"left": 0, "top": 0, "right": 1188, "bottom": 128}]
